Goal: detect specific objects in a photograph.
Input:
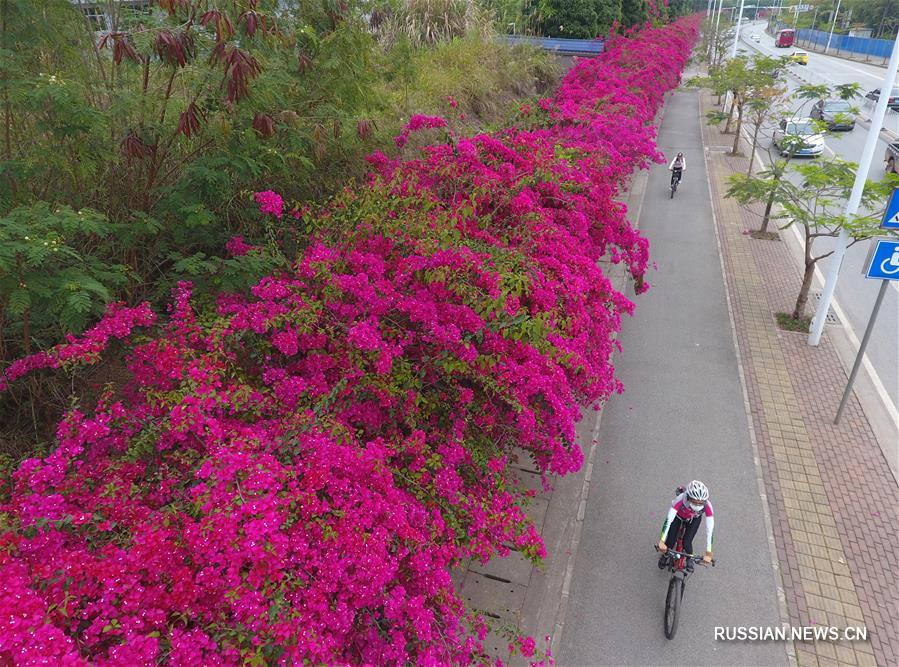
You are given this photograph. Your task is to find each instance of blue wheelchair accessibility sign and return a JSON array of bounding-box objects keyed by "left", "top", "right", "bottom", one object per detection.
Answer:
[{"left": 865, "top": 238, "right": 899, "bottom": 280}]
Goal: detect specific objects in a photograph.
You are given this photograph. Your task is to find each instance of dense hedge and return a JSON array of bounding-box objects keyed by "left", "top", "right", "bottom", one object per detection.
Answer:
[{"left": 0, "top": 16, "right": 699, "bottom": 665}]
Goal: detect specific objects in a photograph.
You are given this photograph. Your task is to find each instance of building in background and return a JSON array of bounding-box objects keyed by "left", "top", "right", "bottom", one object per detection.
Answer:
[{"left": 70, "top": 0, "right": 152, "bottom": 32}]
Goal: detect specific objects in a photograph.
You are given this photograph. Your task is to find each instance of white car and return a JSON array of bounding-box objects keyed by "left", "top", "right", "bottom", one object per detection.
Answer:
[
  {"left": 772, "top": 118, "right": 825, "bottom": 157},
  {"left": 752, "top": 33, "right": 761, "bottom": 42}
]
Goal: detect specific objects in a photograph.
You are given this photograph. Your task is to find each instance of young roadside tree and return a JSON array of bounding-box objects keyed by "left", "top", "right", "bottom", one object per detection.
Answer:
[
  {"left": 724, "top": 55, "right": 784, "bottom": 154},
  {"left": 726, "top": 83, "right": 862, "bottom": 235},
  {"left": 742, "top": 81, "right": 789, "bottom": 174},
  {"left": 775, "top": 159, "right": 899, "bottom": 324},
  {"left": 710, "top": 22, "right": 735, "bottom": 70},
  {"left": 690, "top": 54, "right": 783, "bottom": 153}
]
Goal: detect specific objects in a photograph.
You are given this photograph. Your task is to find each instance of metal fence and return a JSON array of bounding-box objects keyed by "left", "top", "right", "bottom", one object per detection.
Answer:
[
  {"left": 503, "top": 35, "right": 604, "bottom": 57},
  {"left": 793, "top": 27, "right": 893, "bottom": 66}
]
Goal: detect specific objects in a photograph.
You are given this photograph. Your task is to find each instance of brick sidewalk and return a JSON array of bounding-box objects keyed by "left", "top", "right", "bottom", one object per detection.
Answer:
[{"left": 700, "top": 92, "right": 899, "bottom": 667}]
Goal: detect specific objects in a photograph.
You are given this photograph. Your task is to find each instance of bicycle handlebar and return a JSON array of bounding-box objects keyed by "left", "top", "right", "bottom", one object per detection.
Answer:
[{"left": 654, "top": 544, "right": 716, "bottom": 566}]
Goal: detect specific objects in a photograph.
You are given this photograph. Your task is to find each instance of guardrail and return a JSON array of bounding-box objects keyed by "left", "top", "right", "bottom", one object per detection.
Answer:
[{"left": 503, "top": 35, "right": 604, "bottom": 56}]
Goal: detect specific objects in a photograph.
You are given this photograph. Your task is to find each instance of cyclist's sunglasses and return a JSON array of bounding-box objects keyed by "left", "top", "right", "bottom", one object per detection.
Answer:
[{"left": 686, "top": 496, "right": 706, "bottom": 506}]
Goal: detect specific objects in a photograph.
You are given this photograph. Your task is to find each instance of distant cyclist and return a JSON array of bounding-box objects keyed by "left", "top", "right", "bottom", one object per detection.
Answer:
[
  {"left": 657, "top": 479, "right": 714, "bottom": 572},
  {"left": 668, "top": 152, "right": 686, "bottom": 188}
]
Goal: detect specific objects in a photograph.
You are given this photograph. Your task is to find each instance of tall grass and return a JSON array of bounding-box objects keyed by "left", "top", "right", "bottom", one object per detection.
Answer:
[{"left": 374, "top": 0, "right": 495, "bottom": 48}]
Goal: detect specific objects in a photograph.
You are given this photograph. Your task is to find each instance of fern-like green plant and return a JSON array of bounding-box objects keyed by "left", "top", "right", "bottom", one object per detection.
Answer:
[{"left": 0, "top": 203, "right": 128, "bottom": 358}]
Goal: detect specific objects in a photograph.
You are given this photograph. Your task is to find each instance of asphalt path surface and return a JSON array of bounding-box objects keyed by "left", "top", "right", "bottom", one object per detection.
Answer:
[
  {"left": 738, "top": 21, "right": 899, "bottom": 417},
  {"left": 557, "top": 89, "right": 786, "bottom": 666}
]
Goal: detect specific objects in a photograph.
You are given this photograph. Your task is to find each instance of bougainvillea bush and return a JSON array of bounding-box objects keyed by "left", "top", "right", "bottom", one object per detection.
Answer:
[{"left": 0, "top": 16, "right": 699, "bottom": 666}]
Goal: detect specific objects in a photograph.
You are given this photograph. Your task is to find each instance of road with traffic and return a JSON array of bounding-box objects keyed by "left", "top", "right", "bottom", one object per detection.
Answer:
[{"left": 737, "top": 20, "right": 899, "bottom": 420}]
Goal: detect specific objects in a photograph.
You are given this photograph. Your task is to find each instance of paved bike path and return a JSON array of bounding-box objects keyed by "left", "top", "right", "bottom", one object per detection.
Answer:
[{"left": 557, "top": 89, "right": 788, "bottom": 665}]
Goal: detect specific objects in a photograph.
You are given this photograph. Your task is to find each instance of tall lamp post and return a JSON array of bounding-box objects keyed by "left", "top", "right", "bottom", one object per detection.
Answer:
[
  {"left": 825, "top": 0, "right": 842, "bottom": 54},
  {"left": 731, "top": 0, "right": 748, "bottom": 58},
  {"left": 712, "top": 0, "right": 726, "bottom": 65}
]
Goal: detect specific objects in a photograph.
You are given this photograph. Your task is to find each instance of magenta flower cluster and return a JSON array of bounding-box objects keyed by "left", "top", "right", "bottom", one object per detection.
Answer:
[{"left": 0, "top": 17, "right": 698, "bottom": 665}]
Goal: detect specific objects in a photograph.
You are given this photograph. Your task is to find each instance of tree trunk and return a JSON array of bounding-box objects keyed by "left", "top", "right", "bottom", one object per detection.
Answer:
[
  {"left": 22, "top": 307, "right": 30, "bottom": 355},
  {"left": 759, "top": 168, "right": 785, "bottom": 233},
  {"left": 0, "top": 0, "right": 14, "bottom": 199},
  {"left": 793, "top": 260, "right": 816, "bottom": 320},
  {"left": 792, "top": 225, "right": 815, "bottom": 320},
  {"left": 724, "top": 93, "right": 737, "bottom": 133},
  {"left": 731, "top": 100, "right": 744, "bottom": 155},
  {"left": 759, "top": 188, "right": 776, "bottom": 233}
]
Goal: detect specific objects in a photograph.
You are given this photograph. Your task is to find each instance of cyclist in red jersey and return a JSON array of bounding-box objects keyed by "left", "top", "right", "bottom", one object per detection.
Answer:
[{"left": 657, "top": 479, "right": 715, "bottom": 572}]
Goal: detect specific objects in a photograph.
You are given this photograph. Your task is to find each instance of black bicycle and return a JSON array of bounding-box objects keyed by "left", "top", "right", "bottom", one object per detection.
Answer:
[
  {"left": 655, "top": 516, "right": 715, "bottom": 638},
  {"left": 669, "top": 168, "right": 682, "bottom": 198}
]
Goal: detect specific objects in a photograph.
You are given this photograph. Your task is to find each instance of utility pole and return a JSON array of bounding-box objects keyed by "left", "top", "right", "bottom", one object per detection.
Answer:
[
  {"left": 825, "top": 0, "right": 842, "bottom": 54},
  {"left": 809, "top": 31, "right": 899, "bottom": 346}
]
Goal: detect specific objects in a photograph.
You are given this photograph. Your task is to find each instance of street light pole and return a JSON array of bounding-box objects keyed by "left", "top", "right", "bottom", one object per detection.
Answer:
[
  {"left": 732, "top": 0, "right": 747, "bottom": 58},
  {"left": 708, "top": 0, "right": 721, "bottom": 60},
  {"left": 712, "top": 0, "right": 726, "bottom": 65},
  {"left": 808, "top": 30, "right": 899, "bottom": 346},
  {"left": 825, "top": 0, "right": 842, "bottom": 54}
]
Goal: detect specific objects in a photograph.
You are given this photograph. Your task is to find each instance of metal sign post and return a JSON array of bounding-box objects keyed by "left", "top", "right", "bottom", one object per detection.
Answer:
[{"left": 834, "top": 235, "right": 899, "bottom": 424}]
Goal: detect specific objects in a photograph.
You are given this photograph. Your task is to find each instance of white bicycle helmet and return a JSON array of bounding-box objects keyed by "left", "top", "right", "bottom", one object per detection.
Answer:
[{"left": 686, "top": 480, "right": 709, "bottom": 502}]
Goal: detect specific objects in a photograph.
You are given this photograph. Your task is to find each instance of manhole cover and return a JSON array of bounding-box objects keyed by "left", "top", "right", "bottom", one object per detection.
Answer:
[{"left": 811, "top": 291, "right": 841, "bottom": 325}]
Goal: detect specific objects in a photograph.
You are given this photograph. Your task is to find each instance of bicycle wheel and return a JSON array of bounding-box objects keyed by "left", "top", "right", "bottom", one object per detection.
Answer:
[
  {"left": 670, "top": 182, "right": 675, "bottom": 199},
  {"left": 664, "top": 576, "right": 682, "bottom": 639}
]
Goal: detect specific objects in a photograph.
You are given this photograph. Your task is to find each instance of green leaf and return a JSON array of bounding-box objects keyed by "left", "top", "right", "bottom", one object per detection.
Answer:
[
  {"left": 66, "top": 291, "right": 92, "bottom": 314},
  {"left": 7, "top": 288, "right": 31, "bottom": 316}
]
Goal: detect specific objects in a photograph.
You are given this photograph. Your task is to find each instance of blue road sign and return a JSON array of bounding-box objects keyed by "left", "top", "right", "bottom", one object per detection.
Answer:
[
  {"left": 881, "top": 188, "right": 899, "bottom": 230},
  {"left": 865, "top": 238, "right": 899, "bottom": 280}
]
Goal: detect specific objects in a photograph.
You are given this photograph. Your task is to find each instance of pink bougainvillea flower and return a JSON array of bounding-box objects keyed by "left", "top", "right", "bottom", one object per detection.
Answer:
[{"left": 0, "top": 17, "right": 700, "bottom": 665}]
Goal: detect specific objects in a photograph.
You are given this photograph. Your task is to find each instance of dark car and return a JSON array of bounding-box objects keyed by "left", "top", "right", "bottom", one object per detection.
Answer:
[
  {"left": 810, "top": 99, "right": 856, "bottom": 130},
  {"left": 865, "top": 87, "right": 899, "bottom": 111}
]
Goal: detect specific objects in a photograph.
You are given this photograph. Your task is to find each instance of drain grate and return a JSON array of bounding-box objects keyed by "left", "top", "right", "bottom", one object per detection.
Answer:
[{"left": 811, "top": 291, "right": 841, "bottom": 325}]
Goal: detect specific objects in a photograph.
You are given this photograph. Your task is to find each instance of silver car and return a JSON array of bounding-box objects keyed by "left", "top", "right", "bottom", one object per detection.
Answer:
[{"left": 772, "top": 118, "right": 825, "bottom": 157}]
